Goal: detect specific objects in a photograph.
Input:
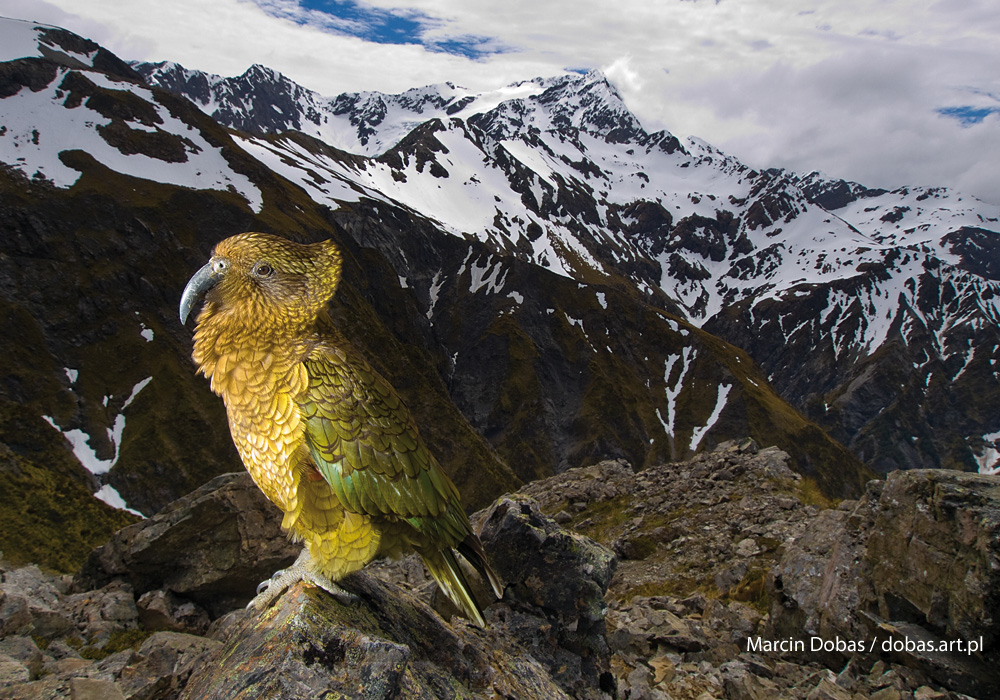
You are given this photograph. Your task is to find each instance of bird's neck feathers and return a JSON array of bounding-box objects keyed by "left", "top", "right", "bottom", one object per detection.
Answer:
[{"left": 191, "top": 303, "right": 317, "bottom": 397}]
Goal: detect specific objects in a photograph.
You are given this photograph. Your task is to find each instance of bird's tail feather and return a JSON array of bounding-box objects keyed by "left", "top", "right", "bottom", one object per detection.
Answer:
[
  {"left": 420, "top": 547, "right": 487, "bottom": 628},
  {"left": 457, "top": 534, "right": 504, "bottom": 600}
]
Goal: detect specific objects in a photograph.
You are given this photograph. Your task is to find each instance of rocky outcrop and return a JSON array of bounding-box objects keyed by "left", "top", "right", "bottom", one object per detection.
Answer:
[
  {"left": 514, "top": 442, "right": 982, "bottom": 699},
  {"left": 769, "top": 469, "right": 1000, "bottom": 698},
  {"left": 75, "top": 472, "right": 299, "bottom": 617},
  {"left": 0, "top": 475, "right": 618, "bottom": 699},
  {"left": 179, "top": 579, "right": 570, "bottom": 700},
  {"left": 2, "top": 446, "right": 996, "bottom": 699}
]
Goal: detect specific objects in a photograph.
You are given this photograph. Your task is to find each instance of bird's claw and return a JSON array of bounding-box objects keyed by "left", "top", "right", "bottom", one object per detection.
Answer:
[
  {"left": 247, "top": 550, "right": 358, "bottom": 611},
  {"left": 256, "top": 569, "right": 285, "bottom": 596}
]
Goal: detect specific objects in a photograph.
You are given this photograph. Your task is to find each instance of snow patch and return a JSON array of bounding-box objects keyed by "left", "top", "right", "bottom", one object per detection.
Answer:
[
  {"left": 41, "top": 377, "right": 152, "bottom": 485},
  {"left": 468, "top": 256, "right": 506, "bottom": 294},
  {"left": 426, "top": 271, "right": 444, "bottom": 319},
  {"left": 95, "top": 483, "right": 144, "bottom": 516},
  {"left": 0, "top": 69, "right": 262, "bottom": 209},
  {"left": 0, "top": 18, "right": 48, "bottom": 62},
  {"left": 976, "top": 431, "right": 1000, "bottom": 474},
  {"left": 660, "top": 347, "right": 696, "bottom": 438},
  {"left": 689, "top": 384, "right": 732, "bottom": 452}
]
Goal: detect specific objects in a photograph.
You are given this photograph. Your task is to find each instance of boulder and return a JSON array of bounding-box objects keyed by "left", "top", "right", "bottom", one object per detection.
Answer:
[
  {"left": 136, "top": 590, "right": 211, "bottom": 635},
  {"left": 181, "top": 494, "right": 618, "bottom": 700},
  {"left": 0, "top": 565, "right": 73, "bottom": 640},
  {"left": 117, "top": 631, "right": 220, "bottom": 700},
  {"left": 768, "top": 469, "right": 1000, "bottom": 698},
  {"left": 864, "top": 470, "right": 1000, "bottom": 646},
  {"left": 180, "top": 578, "right": 571, "bottom": 700},
  {"left": 74, "top": 472, "right": 298, "bottom": 615},
  {"left": 477, "top": 496, "right": 619, "bottom": 699}
]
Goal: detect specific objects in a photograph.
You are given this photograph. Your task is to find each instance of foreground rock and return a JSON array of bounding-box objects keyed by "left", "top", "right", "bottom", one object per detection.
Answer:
[
  {"left": 770, "top": 469, "right": 1000, "bottom": 698},
  {"left": 179, "top": 495, "right": 617, "bottom": 700},
  {"left": 180, "top": 579, "right": 568, "bottom": 699},
  {"left": 75, "top": 472, "right": 299, "bottom": 617},
  {"left": 517, "top": 441, "right": 985, "bottom": 699},
  {"left": 2, "top": 444, "right": 996, "bottom": 698},
  {"left": 1, "top": 479, "right": 617, "bottom": 699}
]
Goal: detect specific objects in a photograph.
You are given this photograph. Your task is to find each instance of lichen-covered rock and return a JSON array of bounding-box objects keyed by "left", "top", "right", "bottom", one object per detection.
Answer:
[
  {"left": 74, "top": 472, "right": 298, "bottom": 615},
  {"left": 769, "top": 468, "right": 1000, "bottom": 698},
  {"left": 0, "top": 565, "right": 73, "bottom": 640},
  {"left": 179, "top": 578, "right": 572, "bottom": 700},
  {"left": 0, "top": 657, "right": 31, "bottom": 689},
  {"left": 477, "top": 495, "right": 618, "bottom": 700},
  {"left": 180, "top": 494, "right": 619, "bottom": 700},
  {"left": 117, "top": 631, "right": 220, "bottom": 700},
  {"left": 0, "top": 638, "right": 43, "bottom": 680},
  {"left": 62, "top": 580, "right": 140, "bottom": 648},
  {"left": 767, "top": 498, "right": 874, "bottom": 665},
  {"left": 865, "top": 470, "right": 1000, "bottom": 646}
]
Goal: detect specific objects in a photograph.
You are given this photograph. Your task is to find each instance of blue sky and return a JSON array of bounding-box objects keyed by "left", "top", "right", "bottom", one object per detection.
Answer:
[
  {"left": 276, "top": 0, "right": 502, "bottom": 58},
  {"left": 297, "top": 0, "right": 430, "bottom": 43},
  {"left": 2, "top": 0, "right": 998, "bottom": 203},
  {"left": 939, "top": 106, "right": 1000, "bottom": 127}
]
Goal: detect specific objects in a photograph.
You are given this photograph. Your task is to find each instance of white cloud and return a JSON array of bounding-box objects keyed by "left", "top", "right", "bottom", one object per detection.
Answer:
[{"left": 1, "top": 0, "right": 997, "bottom": 202}]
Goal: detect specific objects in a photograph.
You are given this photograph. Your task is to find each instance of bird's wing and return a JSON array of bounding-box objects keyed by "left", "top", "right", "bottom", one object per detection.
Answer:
[{"left": 299, "top": 347, "right": 468, "bottom": 539}]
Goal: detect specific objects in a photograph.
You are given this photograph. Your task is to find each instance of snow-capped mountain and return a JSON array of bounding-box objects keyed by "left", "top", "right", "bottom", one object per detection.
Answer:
[
  {"left": 135, "top": 59, "right": 1000, "bottom": 476},
  {"left": 4, "top": 12, "right": 1000, "bottom": 568},
  {"left": 132, "top": 60, "right": 566, "bottom": 157},
  {"left": 2, "top": 16, "right": 881, "bottom": 569}
]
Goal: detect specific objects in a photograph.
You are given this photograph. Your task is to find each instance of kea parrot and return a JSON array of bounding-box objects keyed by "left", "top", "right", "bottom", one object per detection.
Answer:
[{"left": 179, "top": 232, "right": 502, "bottom": 626}]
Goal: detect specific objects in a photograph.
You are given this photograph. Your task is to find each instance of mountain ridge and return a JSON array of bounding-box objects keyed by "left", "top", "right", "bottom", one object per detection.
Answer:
[
  {"left": 0, "top": 18, "right": 878, "bottom": 569},
  {"left": 135, "top": 55, "right": 1000, "bottom": 476}
]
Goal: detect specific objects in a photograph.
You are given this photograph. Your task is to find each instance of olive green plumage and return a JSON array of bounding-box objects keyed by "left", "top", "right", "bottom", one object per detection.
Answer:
[{"left": 180, "top": 232, "right": 501, "bottom": 625}]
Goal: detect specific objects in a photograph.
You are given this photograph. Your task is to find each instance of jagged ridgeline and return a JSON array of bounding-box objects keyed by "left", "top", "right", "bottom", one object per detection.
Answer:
[
  {"left": 12, "top": 15, "right": 984, "bottom": 571},
  {"left": 132, "top": 55, "right": 1000, "bottom": 479}
]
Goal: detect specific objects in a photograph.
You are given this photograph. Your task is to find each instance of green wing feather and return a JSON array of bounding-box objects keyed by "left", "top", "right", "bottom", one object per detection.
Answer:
[{"left": 299, "top": 347, "right": 470, "bottom": 543}]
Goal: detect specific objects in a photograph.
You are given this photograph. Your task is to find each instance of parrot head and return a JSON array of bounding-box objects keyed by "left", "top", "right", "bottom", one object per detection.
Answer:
[{"left": 179, "top": 232, "right": 342, "bottom": 330}]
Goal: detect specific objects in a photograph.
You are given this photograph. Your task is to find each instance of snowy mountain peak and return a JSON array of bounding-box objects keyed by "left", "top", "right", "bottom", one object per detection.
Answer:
[
  {"left": 242, "top": 63, "right": 284, "bottom": 82},
  {"left": 4, "top": 16, "right": 1000, "bottom": 494},
  {"left": 535, "top": 70, "right": 643, "bottom": 140},
  {"left": 0, "top": 16, "right": 139, "bottom": 82},
  {"left": 134, "top": 62, "right": 645, "bottom": 157}
]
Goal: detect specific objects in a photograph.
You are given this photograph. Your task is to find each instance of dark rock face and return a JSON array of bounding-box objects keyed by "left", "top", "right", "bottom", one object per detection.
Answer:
[
  {"left": 769, "top": 469, "right": 1000, "bottom": 698},
  {"left": 478, "top": 497, "right": 618, "bottom": 698},
  {"left": 74, "top": 472, "right": 298, "bottom": 616}
]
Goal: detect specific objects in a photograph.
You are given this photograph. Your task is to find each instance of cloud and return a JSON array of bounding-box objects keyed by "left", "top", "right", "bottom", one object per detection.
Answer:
[
  {"left": 602, "top": 56, "right": 642, "bottom": 93},
  {"left": 1, "top": 0, "right": 997, "bottom": 203},
  {"left": 655, "top": 29, "right": 1000, "bottom": 200}
]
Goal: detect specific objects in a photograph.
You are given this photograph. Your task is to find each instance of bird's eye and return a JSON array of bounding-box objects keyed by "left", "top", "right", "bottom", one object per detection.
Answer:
[
  {"left": 253, "top": 262, "right": 274, "bottom": 278},
  {"left": 212, "top": 259, "right": 228, "bottom": 274}
]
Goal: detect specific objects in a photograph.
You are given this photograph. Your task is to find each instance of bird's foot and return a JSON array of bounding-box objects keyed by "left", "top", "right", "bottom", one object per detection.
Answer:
[{"left": 248, "top": 549, "right": 358, "bottom": 611}]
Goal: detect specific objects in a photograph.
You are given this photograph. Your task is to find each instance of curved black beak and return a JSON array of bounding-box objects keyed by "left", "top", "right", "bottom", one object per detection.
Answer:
[{"left": 179, "top": 261, "right": 221, "bottom": 325}]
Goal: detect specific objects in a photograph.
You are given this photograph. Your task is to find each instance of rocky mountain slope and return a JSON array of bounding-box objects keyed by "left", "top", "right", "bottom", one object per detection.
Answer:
[
  {"left": 2, "top": 442, "right": 994, "bottom": 699},
  {"left": 134, "top": 58, "right": 1000, "bottom": 477},
  {"left": 0, "top": 18, "right": 874, "bottom": 569}
]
